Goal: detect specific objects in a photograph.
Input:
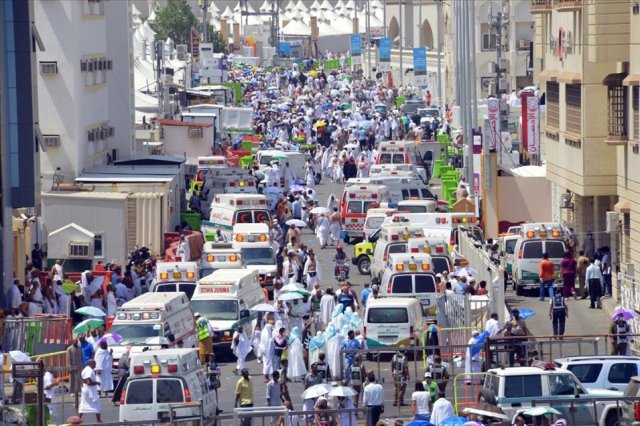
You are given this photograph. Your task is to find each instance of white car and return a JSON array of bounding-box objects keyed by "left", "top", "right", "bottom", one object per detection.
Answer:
[{"left": 555, "top": 355, "right": 640, "bottom": 393}]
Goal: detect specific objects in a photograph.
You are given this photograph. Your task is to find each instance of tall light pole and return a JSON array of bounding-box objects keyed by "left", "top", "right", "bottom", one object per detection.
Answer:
[
  {"left": 399, "top": 0, "right": 403, "bottom": 87},
  {"left": 201, "top": 0, "right": 208, "bottom": 43},
  {"left": 436, "top": 0, "right": 443, "bottom": 114}
]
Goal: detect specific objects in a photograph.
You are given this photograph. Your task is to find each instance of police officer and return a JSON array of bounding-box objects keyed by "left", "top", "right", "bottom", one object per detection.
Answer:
[
  {"left": 391, "top": 349, "right": 409, "bottom": 406},
  {"left": 195, "top": 312, "right": 213, "bottom": 365},
  {"left": 428, "top": 355, "right": 450, "bottom": 394},
  {"left": 421, "top": 372, "right": 438, "bottom": 404},
  {"left": 316, "top": 352, "right": 331, "bottom": 383},
  {"left": 549, "top": 286, "right": 568, "bottom": 337},
  {"left": 349, "top": 354, "right": 366, "bottom": 411}
]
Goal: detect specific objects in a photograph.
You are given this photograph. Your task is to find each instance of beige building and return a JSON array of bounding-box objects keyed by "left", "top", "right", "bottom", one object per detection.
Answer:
[{"left": 532, "top": 0, "right": 638, "bottom": 276}]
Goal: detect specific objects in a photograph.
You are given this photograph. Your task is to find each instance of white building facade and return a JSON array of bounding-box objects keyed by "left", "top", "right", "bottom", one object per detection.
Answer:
[{"left": 35, "top": 0, "right": 135, "bottom": 188}]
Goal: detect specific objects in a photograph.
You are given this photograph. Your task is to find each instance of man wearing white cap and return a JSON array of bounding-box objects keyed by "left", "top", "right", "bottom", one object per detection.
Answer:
[{"left": 464, "top": 330, "right": 483, "bottom": 385}]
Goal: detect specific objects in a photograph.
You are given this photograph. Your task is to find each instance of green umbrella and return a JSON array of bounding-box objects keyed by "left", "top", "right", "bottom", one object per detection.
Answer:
[
  {"left": 73, "top": 318, "right": 104, "bottom": 335},
  {"left": 341, "top": 103, "right": 352, "bottom": 110}
]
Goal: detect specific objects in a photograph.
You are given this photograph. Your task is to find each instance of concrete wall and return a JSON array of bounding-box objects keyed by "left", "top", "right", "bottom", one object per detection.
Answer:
[
  {"left": 496, "top": 175, "right": 552, "bottom": 233},
  {"left": 161, "top": 125, "right": 215, "bottom": 164}
]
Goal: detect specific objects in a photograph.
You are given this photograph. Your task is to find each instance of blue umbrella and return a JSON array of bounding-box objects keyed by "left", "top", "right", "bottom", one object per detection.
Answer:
[
  {"left": 406, "top": 421, "right": 434, "bottom": 426},
  {"left": 321, "top": 103, "right": 332, "bottom": 110},
  {"left": 439, "top": 416, "right": 469, "bottom": 426},
  {"left": 277, "top": 103, "right": 290, "bottom": 111},
  {"left": 470, "top": 331, "right": 490, "bottom": 358},
  {"left": 513, "top": 308, "right": 536, "bottom": 320}
]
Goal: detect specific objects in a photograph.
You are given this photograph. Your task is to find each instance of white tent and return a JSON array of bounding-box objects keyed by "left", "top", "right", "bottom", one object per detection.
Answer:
[
  {"left": 208, "top": 1, "right": 219, "bottom": 15},
  {"left": 220, "top": 6, "right": 238, "bottom": 23},
  {"left": 318, "top": 16, "right": 349, "bottom": 36},
  {"left": 281, "top": 10, "right": 311, "bottom": 35},
  {"left": 148, "top": 8, "right": 157, "bottom": 23},
  {"left": 241, "top": 3, "right": 264, "bottom": 26},
  {"left": 319, "top": 0, "right": 337, "bottom": 21},
  {"left": 334, "top": 0, "right": 347, "bottom": 15},
  {"left": 296, "top": 0, "right": 309, "bottom": 12},
  {"left": 259, "top": 0, "right": 273, "bottom": 12},
  {"left": 233, "top": 1, "right": 241, "bottom": 13},
  {"left": 282, "top": 0, "right": 297, "bottom": 19},
  {"left": 309, "top": 0, "right": 322, "bottom": 12}
]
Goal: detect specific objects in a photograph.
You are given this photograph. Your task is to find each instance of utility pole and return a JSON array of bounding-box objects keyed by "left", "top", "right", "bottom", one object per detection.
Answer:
[
  {"left": 200, "top": 0, "right": 208, "bottom": 44},
  {"left": 366, "top": 0, "right": 372, "bottom": 78},
  {"left": 399, "top": 0, "right": 403, "bottom": 87},
  {"left": 488, "top": 0, "right": 510, "bottom": 147},
  {"left": 436, "top": 0, "right": 443, "bottom": 115}
]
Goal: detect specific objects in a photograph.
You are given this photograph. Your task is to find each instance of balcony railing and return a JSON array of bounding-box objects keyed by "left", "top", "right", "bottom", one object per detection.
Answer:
[
  {"left": 530, "top": 0, "right": 552, "bottom": 13},
  {"left": 555, "top": 0, "right": 583, "bottom": 10}
]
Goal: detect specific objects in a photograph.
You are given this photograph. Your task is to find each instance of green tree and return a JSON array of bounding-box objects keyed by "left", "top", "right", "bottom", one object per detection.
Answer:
[
  {"left": 150, "top": 0, "right": 197, "bottom": 45},
  {"left": 206, "top": 25, "right": 228, "bottom": 54}
]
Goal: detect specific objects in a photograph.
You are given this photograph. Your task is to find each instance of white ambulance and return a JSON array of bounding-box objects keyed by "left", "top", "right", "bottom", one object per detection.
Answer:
[
  {"left": 364, "top": 298, "right": 424, "bottom": 349},
  {"left": 407, "top": 237, "right": 453, "bottom": 275},
  {"left": 347, "top": 176, "right": 434, "bottom": 203},
  {"left": 375, "top": 140, "right": 411, "bottom": 165},
  {"left": 191, "top": 269, "right": 266, "bottom": 351},
  {"left": 379, "top": 253, "right": 438, "bottom": 321},
  {"left": 370, "top": 224, "right": 427, "bottom": 280},
  {"left": 201, "top": 194, "right": 271, "bottom": 241},
  {"left": 196, "top": 155, "right": 229, "bottom": 170},
  {"left": 205, "top": 168, "right": 257, "bottom": 195},
  {"left": 119, "top": 348, "right": 216, "bottom": 423},
  {"left": 232, "top": 223, "right": 277, "bottom": 290},
  {"left": 255, "top": 150, "right": 307, "bottom": 178},
  {"left": 385, "top": 212, "right": 481, "bottom": 248},
  {"left": 151, "top": 261, "right": 199, "bottom": 300},
  {"left": 109, "top": 292, "right": 197, "bottom": 374},
  {"left": 339, "top": 184, "right": 390, "bottom": 242},
  {"left": 200, "top": 242, "right": 243, "bottom": 279},
  {"left": 512, "top": 223, "right": 567, "bottom": 295}
]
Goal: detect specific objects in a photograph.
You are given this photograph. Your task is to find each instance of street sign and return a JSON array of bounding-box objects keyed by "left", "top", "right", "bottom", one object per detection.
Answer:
[
  {"left": 62, "top": 279, "right": 76, "bottom": 295},
  {"left": 350, "top": 35, "right": 362, "bottom": 66},
  {"left": 12, "top": 361, "right": 42, "bottom": 379},
  {"left": 487, "top": 98, "right": 500, "bottom": 150},
  {"left": 526, "top": 96, "right": 540, "bottom": 155},
  {"left": 413, "top": 47, "right": 427, "bottom": 87},
  {"left": 190, "top": 27, "right": 201, "bottom": 61},
  {"left": 378, "top": 37, "right": 391, "bottom": 72}
]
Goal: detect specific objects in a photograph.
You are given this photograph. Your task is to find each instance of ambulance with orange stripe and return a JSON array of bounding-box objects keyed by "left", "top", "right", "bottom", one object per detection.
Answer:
[
  {"left": 385, "top": 212, "right": 481, "bottom": 248},
  {"left": 339, "top": 184, "right": 390, "bottom": 243},
  {"left": 199, "top": 242, "right": 243, "bottom": 279},
  {"left": 370, "top": 224, "right": 427, "bottom": 281},
  {"left": 151, "top": 262, "right": 199, "bottom": 300},
  {"left": 375, "top": 141, "right": 411, "bottom": 165},
  {"left": 232, "top": 223, "right": 277, "bottom": 291}
]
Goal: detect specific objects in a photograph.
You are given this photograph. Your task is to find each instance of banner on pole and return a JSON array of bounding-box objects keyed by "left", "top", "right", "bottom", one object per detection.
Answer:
[
  {"left": 526, "top": 96, "right": 540, "bottom": 155},
  {"left": 378, "top": 37, "right": 391, "bottom": 72},
  {"left": 413, "top": 47, "right": 427, "bottom": 87},
  {"left": 350, "top": 34, "right": 362, "bottom": 66},
  {"left": 486, "top": 98, "right": 500, "bottom": 151},
  {"left": 191, "top": 27, "right": 201, "bottom": 60}
]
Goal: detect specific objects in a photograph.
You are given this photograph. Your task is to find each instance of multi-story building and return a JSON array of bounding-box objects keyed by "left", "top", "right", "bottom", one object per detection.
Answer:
[
  {"left": 532, "top": 0, "right": 630, "bottom": 257},
  {"left": 35, "top": 0, "right": 134, "bottom": 188},
  {"left": 0, "top": 0, "right": 41, "bottom": 298}
]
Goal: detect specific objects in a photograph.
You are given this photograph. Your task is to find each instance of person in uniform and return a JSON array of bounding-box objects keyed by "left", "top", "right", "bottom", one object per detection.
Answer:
[
  {"left": 195, "top": 312, "right": 213, "bottom": 365},
  {"left": 428, "top": 355, "right": 450, "bottom": 394},
  {"left": 504, "top": 309, "right": 531, "bottom": 366},
  {"left": 349, "top": 354, "right": 367, "bottom": 412},
  {"left": 391, "top": 349, "right": 410, "bottom": 406},
  {"left": 610, "top": 313, "right": 631, "bottom": 355},
  {"left": 549, "top": 287, "right": 569, "bottom": 337}
]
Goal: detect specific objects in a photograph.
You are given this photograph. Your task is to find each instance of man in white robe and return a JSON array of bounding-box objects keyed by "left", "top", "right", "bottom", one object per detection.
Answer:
[
  {"left": 260, "top": 323, "right": 275, "bottom": 382},
  {"left": 430, "top": 392, "right": 455, "bottom": 425},
  {"left": 287, "top": 327, "right": 307, "bottom": 381},
  {"left": 78, "top": 360, "right": 102, "bottom": 423},
  {"left": 484, "top": 312, "right": 501, "bottom": 338},
  {"left": 231, "top": 326, "right": 252, "bottom": 374},
  {"left": 94, "top": 341, "right": 113, "bottom": 395},
  {"left": 315, "top": 213, "right": 330, "bottom": 248},
  {"left": 329, "top": 209, "right": 342, "bottom": 246},
  {"left": 464, "top": 331, "right": 482, "bottom": 384},
  {"left": 282, "top": 162, "right": 297, "bottom": 189},
  {"left": 319, "top": 289, "right": 336, "bottom": 331},
  {"left": 325, "top": 331, "right": 344, "bottom": 382}
]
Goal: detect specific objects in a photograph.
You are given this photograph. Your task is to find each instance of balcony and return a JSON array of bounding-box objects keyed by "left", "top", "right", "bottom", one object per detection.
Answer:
[
  {"left": 555, "top": 0, "right": 583, "bottom": 10},
  {"left": 530, "top": 0, "right": 552, "bottom": 13}
]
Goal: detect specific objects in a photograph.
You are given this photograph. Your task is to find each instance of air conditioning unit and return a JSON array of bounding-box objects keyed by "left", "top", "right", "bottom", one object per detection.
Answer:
[
  {"left": 176, "top": 44, "right": 188, "bottom": 54},
  {"left": 561, "top": 192, "right": 573, "bottom": 209},
  {"left": 40, "top": 61, "right": 58, "bottom": 75},
  {"left": 68, "top": 242, "right": 90, "bottom": 258},
  {"left": 88, "top": 129, "right": 95, "bottom": 142},
  {"left": 176, "top": 52, "right": 187, "bottom": 61},
  {"left": 188, "top": 127, "right": 204, "bottom": 138},
  {"left": 482, "top": 33, "right": 495, "bottom": 50},
  {"left": 518, "top": 39, "right": 529, "bottom": 50},
  {"left": 606, "top": 211, "right": 620, "bottom": 233},
  {"left": 482, "top": 78, "right": 494, "bottom": 89},
  {"left": 43, "top": 135, "right": 61, "bottom": 148}
]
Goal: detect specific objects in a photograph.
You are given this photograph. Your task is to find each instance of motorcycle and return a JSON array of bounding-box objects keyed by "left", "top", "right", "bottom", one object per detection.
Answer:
[{"left": 334, "top": 259, "right": 350, "bottom": 281}]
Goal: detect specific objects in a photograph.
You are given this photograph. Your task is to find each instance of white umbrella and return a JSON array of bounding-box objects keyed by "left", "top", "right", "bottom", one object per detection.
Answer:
[
  {"left": 521, "top": 406, "right": 562, "bottom": 416},
  {"left": 278, "top": 292, "right": 303, "bottom": 301},
  {"left": 328, "top": 385, "right": 358, "bottom": 397},
  {"left": 143, "top": 336, "right": 169, "bottom": 346},
  {"left": 301, "top": 383, "right": 332, "bottom": 399},
  {"left": 461, "top": 407, "right": 509, "bottom": 421},
  {"left": 286, "top": 219, "right": 307, "bottom": 227},
  {"left": 251, "top": 303, "right": 276, "bottom": 313},
  {"left": 310, "top": 207, "right": 330, "bottom": 215},
  {"left": 9, "top": 350, "right": 31, "bottom": 363}
]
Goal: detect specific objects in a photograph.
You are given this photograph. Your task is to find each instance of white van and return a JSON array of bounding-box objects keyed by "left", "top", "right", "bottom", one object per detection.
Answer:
[
  {"left": 109, "top": 292, "right": 197, "bottom": 370},
  {"left": 256, "top": 150, "right": 307, "bottom": 178},
  {"left": 379, "top": 253, "right": 438, "bottom": 321},
  {"left": 202, "top": 194, "right": 271, "bottom": 241},
  {"left": 232, "top": 223, "right": 277, "bottom": 290},
  {"left": 119, "top": 348, "right": 216, "bottom": 423},
  {"left": 364, "top": 298, "right": 424, "bottom": 350},
  {"left": 200, "top": 242, "right": 243, "bottom": 278},
  {"left": 407, "top": 237, "right": 453, "bottom": 275},
  {"left": 370, "top": 224, "right": 427, "bottom": 280},
  {"left": 363, "top": 207, "right": 398, "bottom": 238},
  {"left": 191, "top": 269, "right": 266, "bottom": 351},
  {"left": 151, "top": 261, "right": 199, "bottom": 300},
  {"left": 512, "top": 223, "right": 567, "bottom": 295}
]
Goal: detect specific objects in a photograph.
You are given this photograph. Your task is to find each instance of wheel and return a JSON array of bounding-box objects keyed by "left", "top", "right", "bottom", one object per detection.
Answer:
[
  {"left": 357, "top": 256, "right": 372, "bottom": 275},
  {"left": 343, "top": 235, "right": 351, "bottom": 244},
  {"left": 477, "top": 389, "right": 497, "bottom": 405},
  {"left": 604, "top": 408, "right": 621, "bottom": 426},
  {"left": 515, "top": 285, "right": 523, "bottom": 296}
]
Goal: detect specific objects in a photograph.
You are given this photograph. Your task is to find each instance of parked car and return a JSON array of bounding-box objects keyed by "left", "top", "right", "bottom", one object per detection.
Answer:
[
  {"left": 479, "top": 366, "right": 622, "bottom": 425},
  {"left": 620, "top": 375, "right": 640, "bottom": 425},
  {"left": 555, "top": 356, "right": 640, "bottom": 392}
]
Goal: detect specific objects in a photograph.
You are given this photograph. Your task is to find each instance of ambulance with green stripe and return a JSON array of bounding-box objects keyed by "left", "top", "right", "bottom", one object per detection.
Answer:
[
  {"left": 363, "top": 297, "right": 424, "bottom": 349},
  {"left": 201, "top": 194, "right": 271, "bottom": 242},
  {"left": 190, "top": 269, "right": 266, "bottom": 352}
]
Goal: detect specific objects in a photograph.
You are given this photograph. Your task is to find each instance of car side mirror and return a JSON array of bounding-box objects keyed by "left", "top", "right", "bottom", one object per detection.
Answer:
[{"left": 240, "top": 309, "right": 250, "bottom": 318}]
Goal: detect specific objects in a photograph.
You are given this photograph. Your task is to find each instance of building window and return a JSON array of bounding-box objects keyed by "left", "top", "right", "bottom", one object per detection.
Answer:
[
  {"left": 94, "top": 235, "right": 103, "bottom": 257},
  {"left": 39, "top": 61, "right": 58, "bottom": 76},
  {"left": 634, "top": 86, "right": 639, "bottom": 141},
  {"left": 82, "top": 0, "right": 104, "bottom": 17},
  {"left": 546, "top": 81, "right": 559, "bottom": 130},
  {"left": 481, "top": 23, "right": 496, "bottom": 51},
  {"left": 565, "top": 84, "right": 582, "bottom": 135},
  {"left": 80, "top": 57, "right": 111, "bottom": 87},
  {"left": 607, "top": 84, "right": 627, "bottom": 141},
  {"left": 87, "top": 122, "right": 114, "bottom": 156}
]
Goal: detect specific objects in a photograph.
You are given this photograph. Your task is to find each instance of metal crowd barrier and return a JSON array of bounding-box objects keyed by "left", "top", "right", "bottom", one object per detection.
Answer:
[
  {"left": 2, "top": 315, "right": 72, "bottom": 355},
  {"left": 33, "top": 351, "right": 69, "bottom": 384}
]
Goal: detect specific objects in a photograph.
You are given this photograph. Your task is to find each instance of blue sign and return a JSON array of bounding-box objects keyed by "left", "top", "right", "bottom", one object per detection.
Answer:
[
  {"left": 413, "top": 47, "right": 427, "bottom": 73},
  {"left": 278, "top": 42, "right": 291, "bottom": 57},
  {"left": 378, "top": 37, "right": 391, "bottom": 72},
  {"left": 350, "top": 34, "right": 362, "bottom": 56}
]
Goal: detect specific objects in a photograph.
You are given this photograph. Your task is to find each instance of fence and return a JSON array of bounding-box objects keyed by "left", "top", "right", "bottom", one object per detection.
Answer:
[
  {"left": 618, "top": 272, "right": 640, "bottom": 353},
  {"left": 459, "top": 230, "right": 506, "bottom": 324},
  {"left": 436, "top": 293, "right": 490, "bottom": 329},
  {"left": 2, "top": 315, "right": 72, "bottom": 355}
]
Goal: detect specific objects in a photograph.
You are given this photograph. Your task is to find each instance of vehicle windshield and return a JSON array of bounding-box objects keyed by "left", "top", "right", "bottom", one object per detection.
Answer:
[
  {"left": 199, "top": 268, "right": 214, "bottom": 279},
  {"left": 431, "top": 256, "right": 451, "bottom": 275},
  {"left": 110, "top": 324, "right": 161, "bottom": 345},
  {"left": 369, "top": 228, "right": 382, "bottom": 243},
  {"left": 154, "top": 282, "right": 196, "bottom": 300},
  {"left": 365, "top": 217, "right": 385, "bottom": 230},
  {"left": 419, "top": 108, "right": 439, "bottom": 118},
  {"left": 234, "top": 209, "right": 271, "bottom": 225},
  {"left": 505, "top": 239, "right": 517, "bottom": 255},
  {"left": 191, "top": 300, "right": 239, "bottom": 320},
  {"left": 259, "top": 156, "right": 273, "bottom": 165},
  {"left": 367, "top": 307, "right": 409, "bottom": 323},
  {"left": 242, "top": 247, "right": 275, "bottom": 265},
  {"left": 403, "top": 101, "right": 426, "bottom": 114}
]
